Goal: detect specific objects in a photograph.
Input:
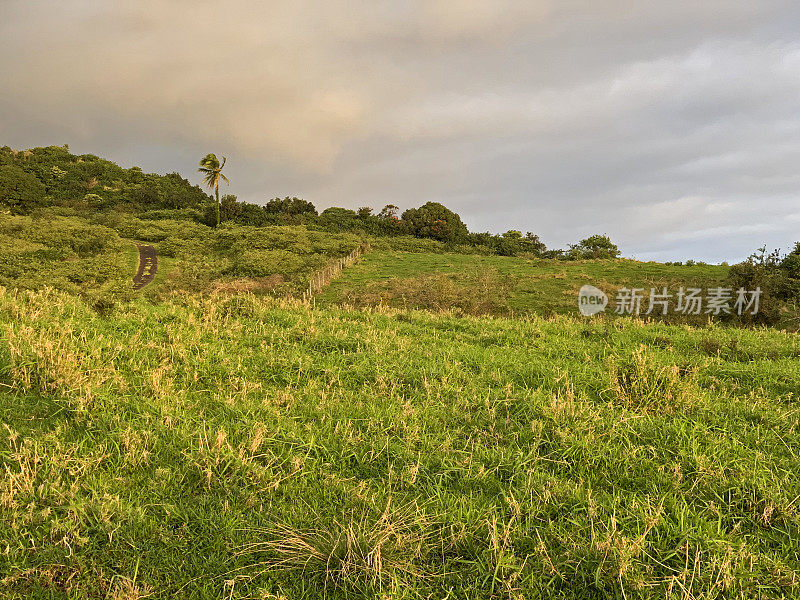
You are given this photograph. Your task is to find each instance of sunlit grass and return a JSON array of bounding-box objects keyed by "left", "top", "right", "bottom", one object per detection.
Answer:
[
  {"left": 318, "top": 251, "right": 729, "bottom": 321},
  {"left": 1, "top": 288, "right": 799, "bottom": 598}
]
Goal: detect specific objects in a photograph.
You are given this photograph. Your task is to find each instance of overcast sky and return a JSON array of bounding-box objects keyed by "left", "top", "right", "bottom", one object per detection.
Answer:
[{"left": 2, "top": 1, "right": 799, "bottom": 262}]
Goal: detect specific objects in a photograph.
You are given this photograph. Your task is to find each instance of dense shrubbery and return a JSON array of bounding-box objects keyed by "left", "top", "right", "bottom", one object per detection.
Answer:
[
  {"left": 144, "top": 222, "right": 364, "bottom": 294},
  {"left": 725, "top": 244, "right": 800, "bottom": 325},
  {"left": 0, "top": 209, "right": 370, "bottom": 297},
  {"left": 400, "top": 202, "right": 469, "bottom": 242},
  {"left": 0, "top": 164, "right": 46, "bottom": 212},
  {"left": 231, "top": 250, "right": 305, "bottom": 278},
  {"left": 0, "top": 213, "right": 132, "bottom": 299},
  {"left": 0, "top": 145, "right": 210, "bottom": 214},
  {"left": 264, "top": 196, "right": 317, "bottom": 216}
]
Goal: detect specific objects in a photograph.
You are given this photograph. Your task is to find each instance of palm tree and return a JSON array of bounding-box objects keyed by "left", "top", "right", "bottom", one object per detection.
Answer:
[{"left": 198, "top": 153, "right": 229, "bottom": 227}]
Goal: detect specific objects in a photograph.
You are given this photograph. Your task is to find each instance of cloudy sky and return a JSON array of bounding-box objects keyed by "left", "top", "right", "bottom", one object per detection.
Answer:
[{"left": 2, "top": 1, "right": 799, "bottom": 261}]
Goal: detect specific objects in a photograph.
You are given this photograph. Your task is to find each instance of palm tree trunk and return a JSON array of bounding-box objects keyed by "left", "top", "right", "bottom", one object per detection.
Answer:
[{"left": 215, "top": 184, "right": 220, "bottom": 228}]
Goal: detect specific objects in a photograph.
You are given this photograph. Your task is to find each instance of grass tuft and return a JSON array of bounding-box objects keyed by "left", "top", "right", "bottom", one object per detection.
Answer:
[
  {"left": 607, "top": 345, "right": 698, "bottom": 411},
  {"left": 239, "top": 500, "right": 435, "bottom": 594}
]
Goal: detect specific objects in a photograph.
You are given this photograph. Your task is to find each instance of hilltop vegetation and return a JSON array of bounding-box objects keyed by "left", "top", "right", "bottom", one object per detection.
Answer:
[
  {"left": 0, "top": 145, "right": 210, "bottom": 215},
  {"left": 0, "top": 145, "right": 588, "bottom": 257},
  {"left": 0, "top": 212, "right": 136, "bottom": 303},
  {"left": 0, "top": 211, "right": 365, "bottom": 299}
]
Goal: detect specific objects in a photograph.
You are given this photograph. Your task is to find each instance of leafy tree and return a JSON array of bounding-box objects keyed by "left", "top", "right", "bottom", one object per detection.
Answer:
[
  {"left": 130, "top": 182, "right": 161, "bottom": 208},
  {"left": 218, "top": 194, "right": 242, "bottom": 223},
  {"left": 0, "top": 165, "right": 46, "bottom": 213},
  {"left": 497, "top": 230, "right": 522, "bottom": 256},
  {"left": 378, "top": 204, "right": 399, "bottom": 219},
  {"left": 357, "top": 206, "right": 373, "bottom": 218},
  {"left": 318, "top": 207, "right": 358, "bottom": 230},
  {"left": 198, "top": 153, "right": 229, "bottom": 228},
  {"left": 781, "top": 242, "right": 800, "bottom": 280},
  {"left": 570, "top": 234, "right": 620, "bottom": 259},
  {"left": 522, "top": 232, "right": 547, "bottom": 255},
  {"left": 237, "top": 203, "right": 270, "bottom": 227},
  {"left": 264, "top": 196, "right": 317, "bottom": 216},
  {"left": 161, "top": 173, "right": 208, "bottom": 209},
  {"left": 401, "top": 202, "right": 468, "bottom": 242}
]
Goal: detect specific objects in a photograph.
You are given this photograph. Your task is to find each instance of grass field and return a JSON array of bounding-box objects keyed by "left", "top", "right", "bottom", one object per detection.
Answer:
[
  {"left": 317, "top": 251, "right": 729, "bottom": 320},
  {"left": 0, "top": 211, "right": 367, "bottom": 300},
  {"left": 2, "top": 288, "right": 799, "bottom": 599}
]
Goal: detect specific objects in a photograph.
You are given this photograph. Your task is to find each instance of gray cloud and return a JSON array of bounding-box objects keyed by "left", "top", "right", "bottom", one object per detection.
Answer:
[{"left": 1, "top": 0, "right": 799, "bottom": 261}]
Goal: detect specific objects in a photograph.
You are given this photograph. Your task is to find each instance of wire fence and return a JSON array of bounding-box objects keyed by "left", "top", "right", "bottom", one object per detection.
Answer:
[{"left": 305, "top": 242, "right": 371, "bottom": 298}]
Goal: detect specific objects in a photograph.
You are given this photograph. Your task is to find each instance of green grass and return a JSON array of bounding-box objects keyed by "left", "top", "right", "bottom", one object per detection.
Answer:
[
  {"left": 2, "top": 208, "right": 798, "bottom": 597},
  {"left": 1, "top": 289, "right": 799, "bottom": 599},
  {"left": 0, "top": 213, "right": 135, "bottom": 304},
  {"left": 0, "top": 211, "right": 371, "bottom": 300},
  {"left": 0, "top": 210, "right": 734, "bottom": 324},
  {"left": 317, "top": 251, "right": 729, "bottom": 320}
]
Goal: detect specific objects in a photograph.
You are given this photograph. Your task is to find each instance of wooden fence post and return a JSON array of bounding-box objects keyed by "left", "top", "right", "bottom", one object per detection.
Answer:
[{"left": 305, "top": 242, "right": 371, "bottom": 298}]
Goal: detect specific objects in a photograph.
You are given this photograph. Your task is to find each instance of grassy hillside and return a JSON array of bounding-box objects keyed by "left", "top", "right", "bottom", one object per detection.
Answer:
[
  {"left": 5, "top": 208, "right": 796, "bottom": 329},
  {"left": 0, "top": 213, "right": 137, "bottom": 303},
  {"left": 2, "top": 146, "right": 799, "bottom": 599},
  {"left": 0, "top": 211, "right": 365, "bottom": 299},
  {"left": 1, "top": 289, "right": 799, "bottom": 599},
  {"left": 317, "top": 251, "right": 729, "bottom": 320}
]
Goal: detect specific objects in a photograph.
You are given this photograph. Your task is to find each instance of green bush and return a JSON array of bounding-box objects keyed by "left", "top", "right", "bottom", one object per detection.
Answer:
[
  {"left": 0, "top": 213, "right": 132, "bottom": 298},
  {"left": 568, "top": 234, "right": 620, "bottom": 259},
  {"left": 157, "top": 237, "right": 211, "bottom": 259},
  {"left": 231, "top": 249, "right": 305, "bottom": 277},
  {"left": 401, "top": 201, "right": 469, "bottom": 242},
  {"left": 725, "top": 246, "right": 800, "bottom": 326},
  {"left": 0, "top": 164, "right": 46, "bottom": 213}
]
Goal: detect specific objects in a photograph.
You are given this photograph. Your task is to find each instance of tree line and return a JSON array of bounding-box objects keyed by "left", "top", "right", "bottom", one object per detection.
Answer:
[{"left": 0, "top": 145, "right": 620, "bottom": 259}]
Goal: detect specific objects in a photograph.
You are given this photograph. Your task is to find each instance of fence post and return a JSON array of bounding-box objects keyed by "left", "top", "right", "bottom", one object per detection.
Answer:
[{"left": 305, "top": 242, "right": 371, "bottom": 298}]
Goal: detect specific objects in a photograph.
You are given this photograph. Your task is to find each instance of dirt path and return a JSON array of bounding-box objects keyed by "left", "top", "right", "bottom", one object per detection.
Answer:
[{"left": 133, "top": 244, "right": 158, "bottom": 290}]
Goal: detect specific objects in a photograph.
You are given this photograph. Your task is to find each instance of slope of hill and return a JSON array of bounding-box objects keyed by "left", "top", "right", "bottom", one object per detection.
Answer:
[
  {"left": 1, "top": 289, "right": 799, "bottom": 598},
  {"left": 1, "top": 208, "right": 747, "bottom": 327},
  {"left": 0, "top": 210, "right": 365, "bottom": 299},
  {"left": 317, "top": 250, "right": 730, "bottom": 321}
]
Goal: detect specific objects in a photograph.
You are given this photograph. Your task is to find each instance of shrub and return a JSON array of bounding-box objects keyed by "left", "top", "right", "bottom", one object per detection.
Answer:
[
  {"left": 0, "top": 165, "right": 46, "bottom": 213},
  {"left": 401, "top": 202, "right": 469, "bottom": 243},
  {"left": 157, "top": 237, "right": 211, "bottom": 259},
  {"left": 569, "top": 234, "right": 620, "bottom": 259},
  {"left": 725, "top": 246, "right": 798, "bottom": 325},
  {"left": 264, "top": 196, "right": 317, "bottom": 216},
  {"left": 497, "top": 230, "right": 522, "bottom": 256},
  {"left": 231, "top": 249, "right": 305, "bottom": 278},
  {"left": 781, "top": 242, "right": 800, "bottom": 285}
]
